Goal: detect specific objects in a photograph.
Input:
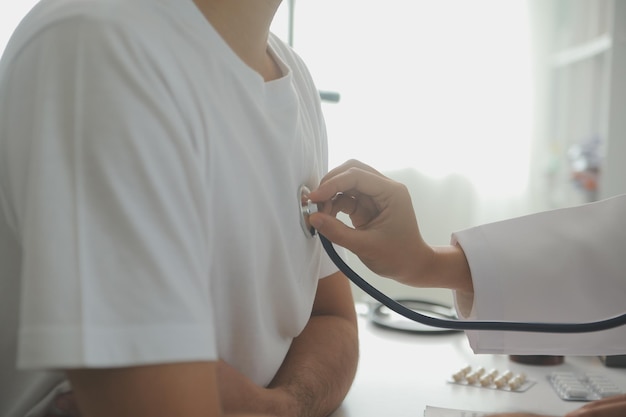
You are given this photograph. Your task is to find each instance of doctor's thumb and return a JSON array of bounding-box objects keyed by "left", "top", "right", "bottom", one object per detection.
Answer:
[{"left": 309, "top": 213, "right": 358, "bottom": 251}]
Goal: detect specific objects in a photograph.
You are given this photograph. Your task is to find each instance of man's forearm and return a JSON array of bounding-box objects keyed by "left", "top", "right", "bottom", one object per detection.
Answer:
[{"left": 268, "top": 314, "right": 359, "bottom": 417}]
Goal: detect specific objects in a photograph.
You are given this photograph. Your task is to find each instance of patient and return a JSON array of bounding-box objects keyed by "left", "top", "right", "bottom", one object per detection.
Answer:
[{"left": 0, "top": 1, "right": 358, "bottom": 416}]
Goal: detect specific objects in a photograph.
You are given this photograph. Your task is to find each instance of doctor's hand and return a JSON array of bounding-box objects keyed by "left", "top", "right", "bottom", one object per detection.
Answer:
[
  {"left": 486, "top": 394, "right": 626, "bottom": 417},
  {"left": 308, "top": 160, "right": 427, "bottom": 285},
  {"left": 565, "top": 393, "right": 626, "bottom": 417},
  {"left": 308, "top": 160, "right": 473, "bottom": 293}
]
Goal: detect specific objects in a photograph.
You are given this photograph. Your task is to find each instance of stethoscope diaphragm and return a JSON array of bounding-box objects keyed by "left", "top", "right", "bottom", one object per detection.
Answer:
[{"left": 299, "top": 184, "right": 318, "bottom": 238}]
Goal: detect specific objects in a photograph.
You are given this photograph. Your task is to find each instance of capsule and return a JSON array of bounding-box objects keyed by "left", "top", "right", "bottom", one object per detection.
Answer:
[
  {"left": 508, "top": 373, "right": 527, "bottom": 390},
  {"left": 451, "top": 365, "right": 472, "bottom": 382},
  {"left": 466, "top": 367, "right": 485, "bottom": 384},
  {"left": 479, "top": 369, "right": 499, "bottom": 386}
]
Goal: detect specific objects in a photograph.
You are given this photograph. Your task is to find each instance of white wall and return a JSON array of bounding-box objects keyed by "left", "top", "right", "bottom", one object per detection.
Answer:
[{"left": 0, "top": 2, "right": 39, "bottom": 54}]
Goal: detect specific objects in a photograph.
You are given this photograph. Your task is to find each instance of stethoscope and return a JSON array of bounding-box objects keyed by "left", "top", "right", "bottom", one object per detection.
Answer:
[{"left": 298, "top": 185, "right": 626, "bottom": 333}]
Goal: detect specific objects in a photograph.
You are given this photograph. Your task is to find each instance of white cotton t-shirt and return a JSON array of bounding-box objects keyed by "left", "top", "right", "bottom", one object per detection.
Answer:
[
  {"left": 0, "top": 0, "right": 338, "bottom": 415},
  {"left": 452, "top": 195, "right": 626, "bottom": 356}
]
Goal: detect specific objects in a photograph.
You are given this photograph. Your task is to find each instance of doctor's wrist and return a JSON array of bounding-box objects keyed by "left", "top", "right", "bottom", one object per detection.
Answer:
[{"left": 429, "top": 244, "right": 474, "bottom": 294}]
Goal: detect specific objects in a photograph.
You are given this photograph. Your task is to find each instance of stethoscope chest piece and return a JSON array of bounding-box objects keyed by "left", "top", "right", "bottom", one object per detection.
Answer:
[{"left": 299, "top": 185, "right": 318, "bottom": 238}]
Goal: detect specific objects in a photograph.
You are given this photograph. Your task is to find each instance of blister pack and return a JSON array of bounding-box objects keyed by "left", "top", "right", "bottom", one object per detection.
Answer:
[
  {"left": 448, "top": 365, "right": 535, "bottom": 392},
  {"left": 547, "top": 372, "right": 622, "bottom": 401}
]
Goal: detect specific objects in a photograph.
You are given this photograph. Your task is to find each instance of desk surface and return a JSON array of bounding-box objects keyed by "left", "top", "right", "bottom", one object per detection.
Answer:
[{"left": 330, "top": 306, "right": 626, "bottom": 417}]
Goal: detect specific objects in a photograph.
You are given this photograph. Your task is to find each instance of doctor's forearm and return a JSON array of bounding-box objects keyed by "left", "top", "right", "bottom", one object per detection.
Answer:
[
  {"left": 431, "top": 244, "right": 474, "bottom": 294},
  {"left": 405, "top": 243, "right": 474, "bottom": 295},
  {"left": 404, "top": 243, "right": 476, "bottom": 316}
]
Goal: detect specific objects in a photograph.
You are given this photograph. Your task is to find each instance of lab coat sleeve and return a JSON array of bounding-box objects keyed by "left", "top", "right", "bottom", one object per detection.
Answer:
[{"left": 451, "top": 194, "right": 626, "bottom": 356}]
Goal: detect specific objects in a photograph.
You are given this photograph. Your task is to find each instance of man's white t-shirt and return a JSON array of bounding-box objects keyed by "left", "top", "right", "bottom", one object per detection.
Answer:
[{"left": 0, "top": 0, "right": 338, "bottom": 415}]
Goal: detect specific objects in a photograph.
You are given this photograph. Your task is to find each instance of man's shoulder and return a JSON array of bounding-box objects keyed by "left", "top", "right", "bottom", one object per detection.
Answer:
[{"left": 4, "top": 0, "right": 180, "bottom": 57}]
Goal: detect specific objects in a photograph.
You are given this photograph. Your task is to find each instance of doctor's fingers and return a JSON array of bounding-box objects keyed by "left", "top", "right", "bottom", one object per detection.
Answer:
[
  {"left": 310, "top": 167, "right": 401, "bottom": 209},
  {"left": 321, "top": 159, "right": 385, "bottom": 184},
  {"left": 318, "top": 192, "right": 379, "bottom": 227},
  {"left": 308, "top": 211, "right": 367, "bottom": 252},
  {"left": 566, "top": 394, "right": 626, "bottom": 417}
]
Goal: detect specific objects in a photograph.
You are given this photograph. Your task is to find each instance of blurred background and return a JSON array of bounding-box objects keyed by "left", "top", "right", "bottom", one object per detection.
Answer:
[
  {"left": 270, "top": 0, "right": 625, "bottom": 305},
  {"left": 3, "top": 0, "right": 624, "bottom": 304}
]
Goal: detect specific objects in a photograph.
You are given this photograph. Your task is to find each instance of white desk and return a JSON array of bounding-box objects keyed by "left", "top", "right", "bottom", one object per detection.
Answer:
[{"left": 330, "top": 307, "right": 626, "bottom": 417}]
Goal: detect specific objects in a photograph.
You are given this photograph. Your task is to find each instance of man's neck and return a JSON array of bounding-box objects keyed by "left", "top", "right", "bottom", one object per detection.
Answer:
[{"left": 193, "top": 0, "right": 283, "bottom": 81}]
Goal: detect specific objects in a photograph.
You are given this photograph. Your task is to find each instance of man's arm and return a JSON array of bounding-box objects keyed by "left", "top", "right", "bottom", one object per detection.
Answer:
[
  {"left": 269, "top": 271, "right": 359, "bottom": 417},
  {"left": 215, "top": 271, "right": 359, "bottom": 417},
  {"left": 63, "top": 272, "right": 358, "bottom": 417},
  {"left": 66, "top": 362, "right": 272, "bottom": 417}
]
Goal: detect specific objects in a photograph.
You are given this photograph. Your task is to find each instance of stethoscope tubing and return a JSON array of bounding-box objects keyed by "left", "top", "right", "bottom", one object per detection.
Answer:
[{"left": 319, "top": 233, "right": 626, "bottom": 333}]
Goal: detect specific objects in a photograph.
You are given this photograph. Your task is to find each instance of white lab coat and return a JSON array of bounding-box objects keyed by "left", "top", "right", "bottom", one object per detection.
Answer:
[{"left": 452, "top": 194, "right": 626, "bottom": 356}]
